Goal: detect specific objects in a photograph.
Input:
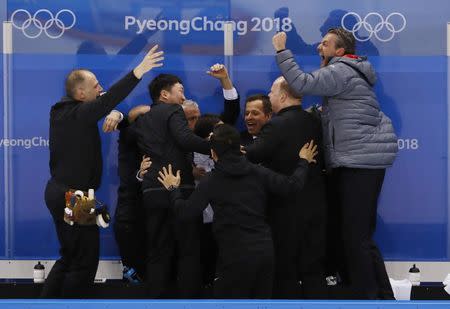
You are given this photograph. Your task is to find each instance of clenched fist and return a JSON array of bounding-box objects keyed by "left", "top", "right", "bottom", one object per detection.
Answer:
[
  {"left": 272, "top": 32, "right": 287, "bottom": 52},
  {"left": 207, "top": 63, "right": 231, "bottom": 82}
]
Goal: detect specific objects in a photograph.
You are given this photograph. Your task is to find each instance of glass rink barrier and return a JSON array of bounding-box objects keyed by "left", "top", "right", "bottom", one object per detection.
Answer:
[
  {"left": 1, "top": 0, "right": 450, "bottom": 289},
  {"left": 0, "top": 300, "right": 450, "bottom": 309}
]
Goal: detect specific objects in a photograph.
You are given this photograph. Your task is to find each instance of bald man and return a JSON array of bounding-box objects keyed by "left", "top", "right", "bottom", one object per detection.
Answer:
[
  {"left": 42, "top": 45, "right": 163, "bottom": 298},
  {"left": 245, "top": 76, "right": 327, "bottom": 299}
]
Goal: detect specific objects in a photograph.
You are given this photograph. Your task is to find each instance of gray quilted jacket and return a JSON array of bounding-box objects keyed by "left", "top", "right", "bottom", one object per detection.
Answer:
[{"left": 276, "top": 49, "right": 398, "bottom": 169}]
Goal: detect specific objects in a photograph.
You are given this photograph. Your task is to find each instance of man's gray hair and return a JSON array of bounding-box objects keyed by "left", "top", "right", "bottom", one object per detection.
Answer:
[{"left": 182, "top": 99, "right": 199, "bottom": 109}]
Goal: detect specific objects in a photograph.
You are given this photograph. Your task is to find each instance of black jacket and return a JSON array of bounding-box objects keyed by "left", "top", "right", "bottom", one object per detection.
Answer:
[
  {"left": 240, "top": 130, "right": 254, "bottom": 146},
  {"left": 244, "top": 105, "right": 326, "bottom": 224},
  {"left": 117, "top": 118, "right": 140, "bottom": 185},
  {"left": 245, "top": 105, "right": 323, "bottom": 175},
  {"left": 115, "top": 118, "right": 143, "bottom": 221},
  {"left": 134, "top": 102, "right": 210, "bottom": 189},
  {"left": 49, "top": 71, "right": 140, "bottom": 190},
  {"left": 169, "top": 153, "right": 309, "bottom": 265},
  {"left": 220, "top": 95, "right": 240, "bottom": 126}
]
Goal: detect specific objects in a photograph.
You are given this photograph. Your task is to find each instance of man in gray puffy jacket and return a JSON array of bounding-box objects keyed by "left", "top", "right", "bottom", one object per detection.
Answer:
[{"left": 272, "top": 28, "right": 398, "bottom": 299}]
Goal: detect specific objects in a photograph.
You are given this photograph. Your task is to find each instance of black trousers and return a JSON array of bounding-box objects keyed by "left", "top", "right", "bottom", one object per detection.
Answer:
[
  {"left": 214, "top": 251, "right": 274, "bottom": 299},
  {"left": 142, "top": 190, "right": 202, "bottom": 298},
  {"left": 200, "top": 223, "right": 218, "bottom": 287},
  {"left": 328, "top": 167, "right": 394, "bottom": 300},
  {"left": 114, "top": 221, "right": 146, "bottom": 278},
  {"left": 270, "top": 181, "right": 328, "bottom": 299},
  {"left": 41, "top": 180, "right": 99, "bottom": 298},
  {"left": 114, "top": 185, "right": 146, "bottom": 278}
]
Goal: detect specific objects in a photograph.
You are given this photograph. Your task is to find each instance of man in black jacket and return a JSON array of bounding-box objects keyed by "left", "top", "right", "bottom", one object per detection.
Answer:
[
  {"left": 245, "top": 76, "right": 328, "bottom": 299},
  {"left": 185, "top": 63, "right": 240, "bottom": 179},
  {"left": 108, "top": 64, "right": 239, "bottom": 285},
  {"left": 134, "top": 74, "right": 210, "bottom": 298},
  {"left": 111, "top": 105, "right": 150, "bottom": 281},
  {"left": 187, "top": 64, "right": 240, "bottom": 290},
  {"left": 157, "top": 124, "right": 318, "bottom": 299},
  {"left": 42, "top": 45, "right": 163, "bottom": 298}
]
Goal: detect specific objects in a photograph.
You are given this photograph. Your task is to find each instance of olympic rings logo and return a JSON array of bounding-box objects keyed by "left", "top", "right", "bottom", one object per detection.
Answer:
[
  {"left": 341, "top": 12, "right": 406, "bottom": 42},
  {"left": 10, "top": 9, "right": 76, "bottom": 39}
]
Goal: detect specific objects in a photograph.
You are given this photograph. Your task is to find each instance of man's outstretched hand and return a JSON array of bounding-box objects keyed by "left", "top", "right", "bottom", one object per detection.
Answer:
[
  {"left": 133, "top": 45, "right": 164, "bottom": 79},
  {"left": 157, "top": 164, "right": 181, "bottom": 191}
]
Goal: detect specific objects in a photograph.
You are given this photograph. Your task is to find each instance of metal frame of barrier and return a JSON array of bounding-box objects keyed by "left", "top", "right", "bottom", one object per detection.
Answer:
[{"left": 0, "top": 300, "right": 450, "bottom": 309}]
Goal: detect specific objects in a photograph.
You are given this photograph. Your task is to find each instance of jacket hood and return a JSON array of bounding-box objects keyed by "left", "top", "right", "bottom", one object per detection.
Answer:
[
  {"left": 330, "top": 56, "right": 377, "bottom": 86},
  {"left": 214, "top": 153, "right": 251, "bottom": 177}
]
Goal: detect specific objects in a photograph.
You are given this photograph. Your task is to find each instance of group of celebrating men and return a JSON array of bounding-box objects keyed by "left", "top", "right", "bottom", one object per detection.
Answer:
[{"left": 43, "top": 27, "right": 398, "bottom": 300}]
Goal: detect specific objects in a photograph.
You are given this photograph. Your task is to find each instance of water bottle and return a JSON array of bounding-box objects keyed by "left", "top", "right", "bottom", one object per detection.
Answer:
[
  {"left": 409, "top": 264, "right": 421, "bottom": 286},
  {"left": 88, "top": 189, "right": 94, "bottom": 200},
  {"left": 123, "top": 266, "right": 141, "bottom": 284},
  {"left": 33, "top": 261, "right": 45, "bottom": 283}
]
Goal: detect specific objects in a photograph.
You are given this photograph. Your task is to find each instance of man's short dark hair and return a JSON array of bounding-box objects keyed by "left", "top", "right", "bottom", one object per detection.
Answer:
[
  {"left": 327, "top": 27, "right": 356, "bottom": 55},
  {"left": 211, "top": 124, "right": 241, "bottom": 157},
  {"left": 148, "top": 74, "right": 182, "bottom": 103},
  {"left": 194, "top": 114, "right": 222, "bottom": 139},
  {"left": 245, "top": 94, "right": 272, "bottom": 115},
  {"left": 65, "top": 69, "right": 89, "bottom": 98}
]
